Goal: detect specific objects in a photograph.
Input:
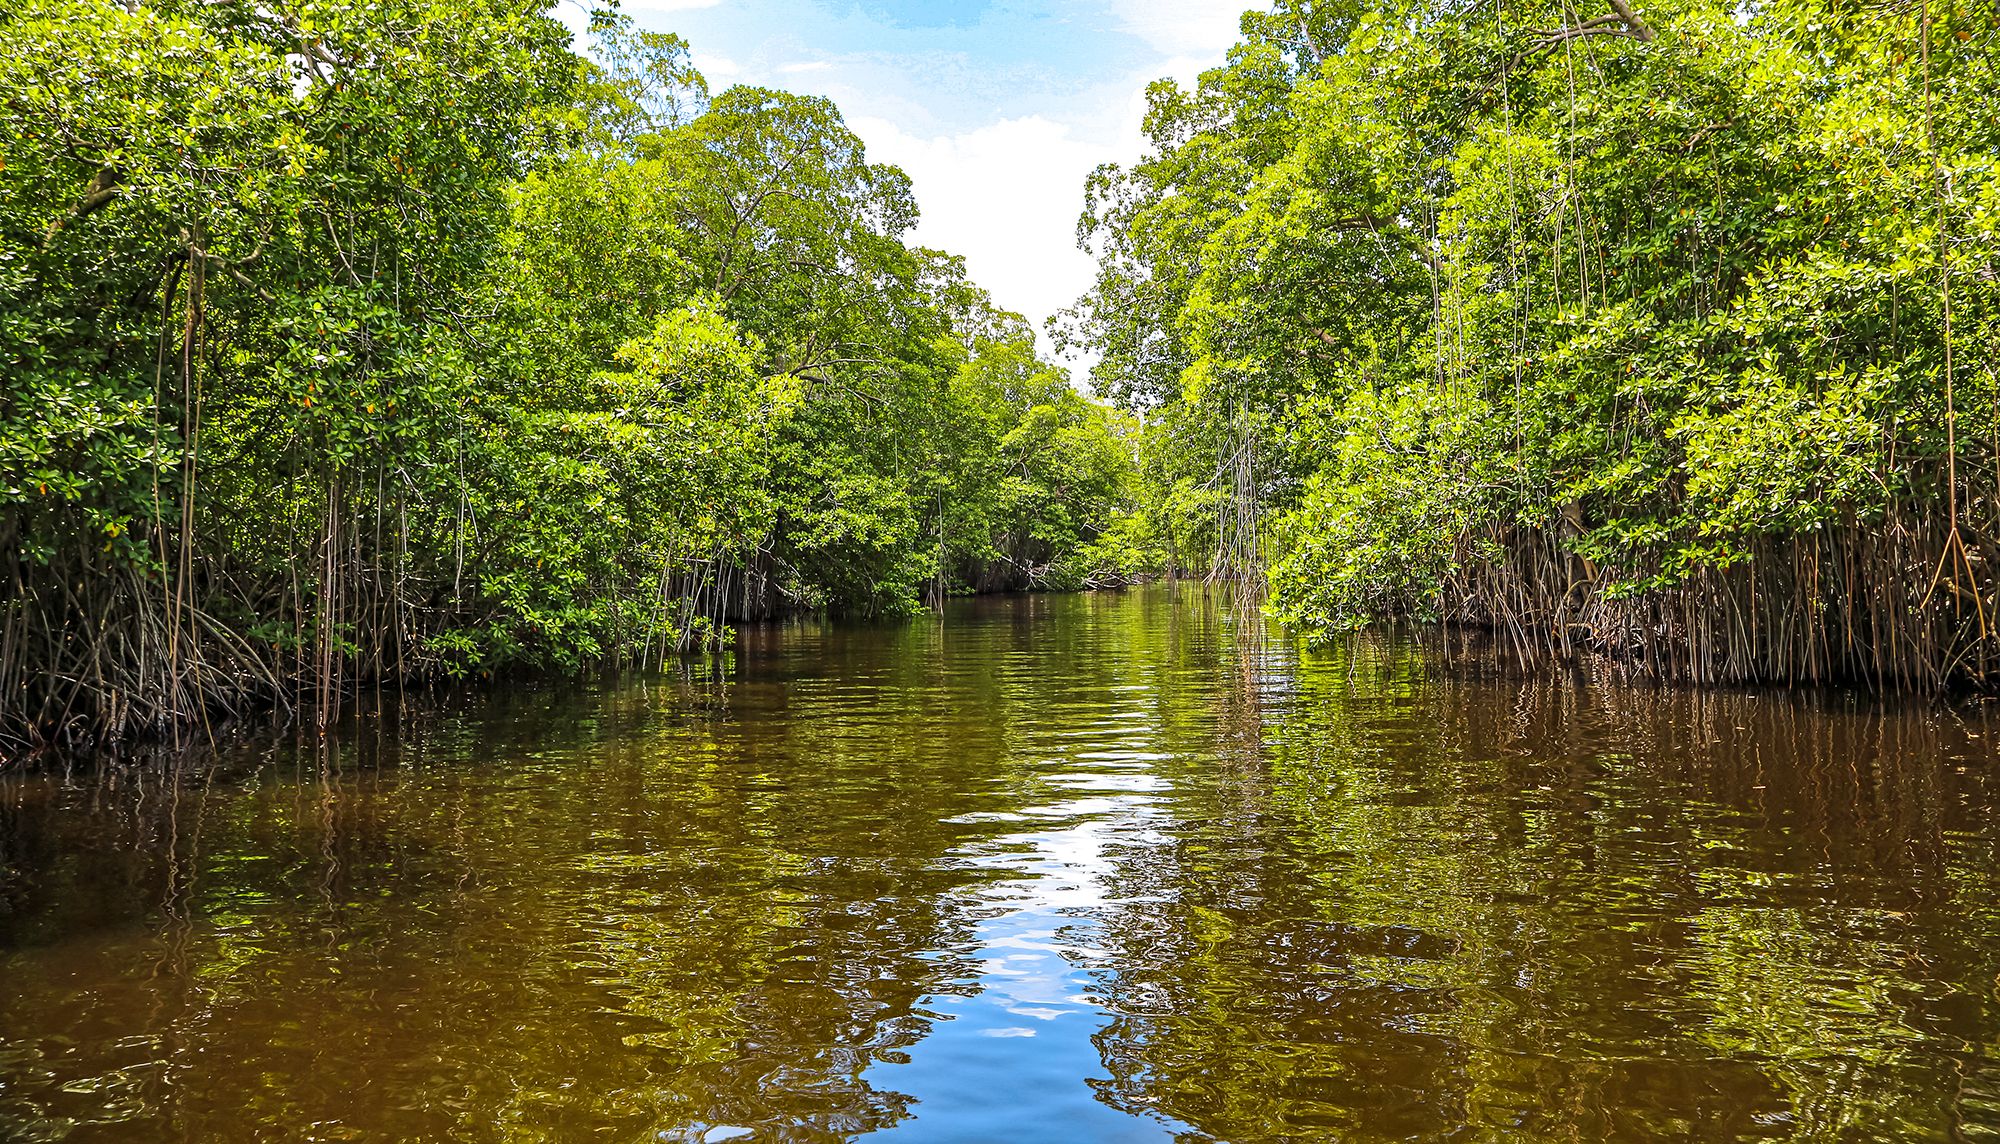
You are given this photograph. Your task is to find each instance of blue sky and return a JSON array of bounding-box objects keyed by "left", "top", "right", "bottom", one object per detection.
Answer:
[{"left": 586, "top": 0, "right": 1252, "bottom": 354}]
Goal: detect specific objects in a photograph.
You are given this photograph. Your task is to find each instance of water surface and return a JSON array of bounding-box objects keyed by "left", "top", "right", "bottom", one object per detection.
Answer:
[{"left": 3, "top": 589, "right": 1998, "bottom": 1141}]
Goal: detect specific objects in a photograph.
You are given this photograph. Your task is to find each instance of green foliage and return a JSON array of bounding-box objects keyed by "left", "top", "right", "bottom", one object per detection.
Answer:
[
  {"left": 0, "top": 4, "right": 1138, "bottom": 742},
  {"left": 1271, "top": 385, "right": 1503, "bottom": 631},
  {"left": 1072, "top": 0, "right": 2000, "bottom": 681},
  {"left": 935, "top": 330, "right": 1142, "bottom": 591}
]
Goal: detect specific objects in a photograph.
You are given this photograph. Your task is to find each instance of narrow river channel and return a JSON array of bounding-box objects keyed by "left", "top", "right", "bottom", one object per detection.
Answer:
[{"left": 4, "top": 588, "right": 1998, "bottom": 1142}]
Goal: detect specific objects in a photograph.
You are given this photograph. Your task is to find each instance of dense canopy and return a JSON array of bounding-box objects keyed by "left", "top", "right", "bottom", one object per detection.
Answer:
[
  {"left": 1065, "top": 0, "right": 2000, "bottom": 689},
  {"left": 7, "top": 0, "right": 2000, "bottom": 748},
  {"left": 0, "top": 0, "right": 1140, "bottom": 747}
]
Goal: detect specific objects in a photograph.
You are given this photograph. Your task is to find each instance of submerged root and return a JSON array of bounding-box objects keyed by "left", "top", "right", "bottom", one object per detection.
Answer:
[{"left": 1440, "top": 509, "right": 1997, "bottom": 692}]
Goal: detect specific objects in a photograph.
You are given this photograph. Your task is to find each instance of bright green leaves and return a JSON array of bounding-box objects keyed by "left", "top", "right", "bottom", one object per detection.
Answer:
[
  {"left": 951, "top": 334, "right": 1140, "bottom": 590},
  {"left": 1270, "top": 385, "right": 1504, "bottom": 634},
  {"left": 584, "top": 21, "right": 709, "bottom": 144},
  {"left": 1673, "top": 366, "right": 1893, "bottom": 538},
  {"left": 2, "top": 0, "right": 290, "bottom": 246},
  {"left": 611, "top": 301, "right": 772, "bottom": 407},
  {"left": 2, "top": 0, "right": 1140, "bottom": 734},
  {"left": 1076, "top": 0, "right": 2000, "bottom": 661},
  {"left": 435, "top": 57, "right": 1141, "bottom": 659}
]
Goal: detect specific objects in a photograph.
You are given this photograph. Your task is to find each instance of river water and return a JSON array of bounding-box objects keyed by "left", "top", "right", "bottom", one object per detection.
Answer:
[{"left": 2, "top": 588, "right": 1998, "bottom": 1142}]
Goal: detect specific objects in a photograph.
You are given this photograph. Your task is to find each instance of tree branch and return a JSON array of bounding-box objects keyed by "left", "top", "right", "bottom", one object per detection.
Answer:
[
  {"left": 1604, "top": 0, "right": 1656, "bottom": 41},
  {"left": 41, "top": 169, "right": 121, "bottom": 247},
  {"left": 181, "top": 229, "right": 277, "bottom": 303},
  {"left": 1491, "top": 2, "right": 1657, "bottom": 86}
]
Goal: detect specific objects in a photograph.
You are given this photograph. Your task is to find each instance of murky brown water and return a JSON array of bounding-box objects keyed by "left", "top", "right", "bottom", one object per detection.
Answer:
[{"left": 3, "top": 588, "right": 1999, "bottom": 1142}]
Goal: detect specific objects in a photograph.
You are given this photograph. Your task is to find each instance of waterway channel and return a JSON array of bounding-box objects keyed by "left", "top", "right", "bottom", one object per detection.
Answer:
[{"left": 2, "top": 588, "right": 1997, "bottom": 1141}]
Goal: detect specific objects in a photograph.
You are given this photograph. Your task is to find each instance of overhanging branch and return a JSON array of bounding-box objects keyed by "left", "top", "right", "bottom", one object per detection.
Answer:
[{"left": 40, "top": 169, "right": 121, "bottom": 247}]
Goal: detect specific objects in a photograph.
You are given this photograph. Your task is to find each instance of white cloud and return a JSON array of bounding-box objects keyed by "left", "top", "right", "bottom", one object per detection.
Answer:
[
  {"left": 695, "top": 51, "right": 742, "bottom": 79},
  {"left": 849, "top": 38, "right": 1239, "bottom": 372},
  {"left": 852, "top": 114, "right": 1105, "bottom": 350},
  {"left": 1106, "top": 0, "right": 1248, "bottom": 58},
  {"left": 612, "top": 0, "right": 1250, "bottom": 375}
]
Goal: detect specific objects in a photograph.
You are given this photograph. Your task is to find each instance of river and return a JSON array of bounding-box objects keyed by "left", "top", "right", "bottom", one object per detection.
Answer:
[{"left": 2, "top": 588, "right": 1998, "bottom": 1142}]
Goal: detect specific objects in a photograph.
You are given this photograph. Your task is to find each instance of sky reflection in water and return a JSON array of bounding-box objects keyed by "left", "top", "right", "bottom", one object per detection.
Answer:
[{"left": 2, "top": 588, "right": 1998, "bottom": 1142}]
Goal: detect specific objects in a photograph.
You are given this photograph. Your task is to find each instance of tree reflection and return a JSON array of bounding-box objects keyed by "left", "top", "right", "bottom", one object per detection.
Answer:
[
  {"left": 0, "top": 631, "right": 1036, "bottom": 1142},
  {"left": 1082, "top": 629, "right": 2000, "bottom": 1142},
  {"left": 3, "top": 594, "right": 1998, "bottom": 1143}
]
